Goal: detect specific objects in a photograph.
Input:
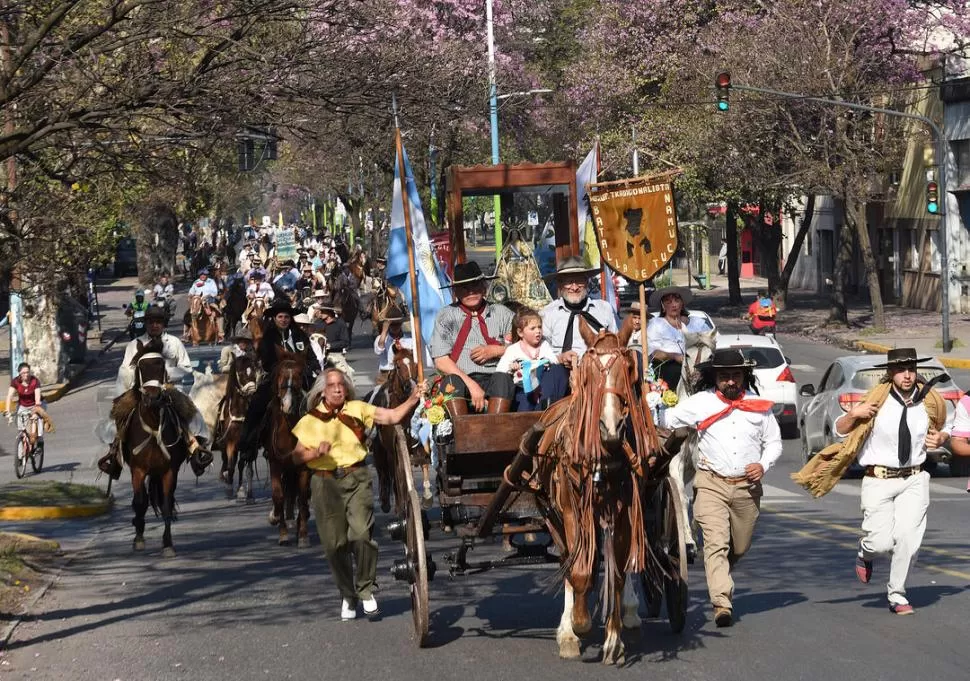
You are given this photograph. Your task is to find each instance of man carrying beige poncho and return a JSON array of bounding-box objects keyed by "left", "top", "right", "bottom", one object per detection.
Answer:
[{"left": 791, "top": 348, "right": 949, "bottom": 615}]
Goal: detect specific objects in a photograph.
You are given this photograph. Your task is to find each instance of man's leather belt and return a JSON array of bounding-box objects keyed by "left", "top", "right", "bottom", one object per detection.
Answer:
[
  {"left": 865, "top": 464, "right": 922, "bottom": 480},
  {"left": 313, "top": 461, "right": 365, "bottom": 480},
  {"left": 701, "top": 468, "right": 749, "bottom": 485}
]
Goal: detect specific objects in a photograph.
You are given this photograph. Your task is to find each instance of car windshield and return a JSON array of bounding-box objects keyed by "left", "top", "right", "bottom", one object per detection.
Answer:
[
  {"left": 852, "top": 367, "right": 951, "bottom": 390},
  {"left": 689, "top": 314, "right": 714, "bottom": 331},
  {"left": 735, "top": 346, "right": 785, "bottom": 369}
]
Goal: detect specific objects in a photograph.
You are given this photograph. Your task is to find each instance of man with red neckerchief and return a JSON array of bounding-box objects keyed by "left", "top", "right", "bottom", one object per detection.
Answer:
[
  {"left": 659, "top": 348, "right": 782, "bottom": 628},
  {"left": 430, "top": 262, "right": 515, "bottom": 416}
]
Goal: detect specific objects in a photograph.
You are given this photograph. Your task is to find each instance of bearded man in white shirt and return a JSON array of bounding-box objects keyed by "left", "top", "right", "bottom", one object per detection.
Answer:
[
  {"left": 660, "top": 348, "right": 781, "bottom": 628},
  {"left": 833, "top": 348, "right": 948, "bottom": 616}
]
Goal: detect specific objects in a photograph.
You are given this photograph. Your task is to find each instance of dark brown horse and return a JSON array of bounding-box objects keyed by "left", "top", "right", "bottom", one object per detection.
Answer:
[
  {"left": 263, "top": 351, "right": 312, "bottom": 547},
  {"left": 222, "top": 278, "right": 248, "bottom": 339},
  {"left": 215, "top": 352, "right": 260, "bottom": 500},
  {"left": 363, "top": 280, "right": 406, "bottom": 338},
  {"left": 534, "top": 318, "right": 659, "bottom": 664},
  {"left": 328, "top": 269, "right": 360, "bottom": 347},
  {"left": 370, "top": 346, "right": 421, "bottom": 514},
  {"left": 120, "top": 339, "right": 191, "bottom": 557}
]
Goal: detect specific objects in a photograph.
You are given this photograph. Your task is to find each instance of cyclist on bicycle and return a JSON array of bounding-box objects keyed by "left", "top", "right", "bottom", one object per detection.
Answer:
[{"left": 4, "top": 362, "right": 43, "bottom": 447}]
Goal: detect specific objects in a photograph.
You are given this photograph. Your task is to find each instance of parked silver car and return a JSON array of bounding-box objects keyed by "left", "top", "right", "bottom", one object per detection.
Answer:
[{"left": 798, "top": 355, "right": 965, "bottom": 475}]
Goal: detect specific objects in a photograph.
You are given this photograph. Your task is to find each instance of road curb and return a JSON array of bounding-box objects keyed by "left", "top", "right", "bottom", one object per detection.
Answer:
[
  {"left": 851, "top": 339, "right": 970, "bottom": 369},
  {"left": 0, "top": 497, "right": 113, "bottom": 521}
]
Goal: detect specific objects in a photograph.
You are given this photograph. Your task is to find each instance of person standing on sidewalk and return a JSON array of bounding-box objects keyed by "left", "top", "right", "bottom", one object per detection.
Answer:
[
  {"left": 291, "top": 368, "right": 426, "bottom": 621},
  {"left": 659, "top": 348, "right": 781, "bottom": 628},
  {"left": 795, "top": 348, "right": 948, "bottom": 615}
]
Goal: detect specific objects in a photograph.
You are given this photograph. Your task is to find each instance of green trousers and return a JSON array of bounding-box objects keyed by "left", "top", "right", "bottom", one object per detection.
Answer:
[{"left": 311, "top": 466, "right": 378, "bottom": 603}]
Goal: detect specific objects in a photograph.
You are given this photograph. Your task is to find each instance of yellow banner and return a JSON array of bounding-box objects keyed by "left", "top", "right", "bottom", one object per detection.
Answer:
[{"left": 589, "top": 178, "right": 678, "bottom": 283}]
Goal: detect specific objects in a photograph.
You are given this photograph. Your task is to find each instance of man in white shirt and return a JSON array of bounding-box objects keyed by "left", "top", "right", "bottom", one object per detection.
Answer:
[
  {"left": 374, "top": 305, "right": 413, "bottom": 378},
  {"left": 660, "top": 348, "right": 781, "bottom": 628},
  {"left": 99, "top": 306, "right": 213, "bottom": 479},
  {"left": 539, "top": 256, "right": 617, "bottom": 404},
  {"left": 833, "top": 348, "right": 948, "bottom": 616}
]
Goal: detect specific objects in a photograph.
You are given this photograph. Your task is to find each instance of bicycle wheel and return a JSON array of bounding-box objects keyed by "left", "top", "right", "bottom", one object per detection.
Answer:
[
  {"left": 31, "top": 441, "right": 44, "bottom": 474},
  {"left": 15, "top": 435, "right": 28, "bottom": 479}
]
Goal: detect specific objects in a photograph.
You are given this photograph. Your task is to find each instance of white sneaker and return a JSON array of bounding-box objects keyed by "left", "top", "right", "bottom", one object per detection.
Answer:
[
  {"left": 341, "top": 599, "right": 357, "bottom": 621},
  {"left": 362, "top": 595, "right": 379, "bottom": 617}
]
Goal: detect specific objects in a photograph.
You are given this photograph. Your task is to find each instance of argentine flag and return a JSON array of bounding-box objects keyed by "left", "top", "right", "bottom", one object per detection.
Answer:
[{"left": 387, "top": 138, "right": 450, "bottom": 363}]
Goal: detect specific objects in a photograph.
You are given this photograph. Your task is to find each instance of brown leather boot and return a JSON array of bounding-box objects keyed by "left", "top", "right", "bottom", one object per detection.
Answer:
[
  {"left": 445, "top": 399, "right": 469, "bottom": 420},
  {"left": 486, "top": 397, "right": 512, "bottom": 414}
]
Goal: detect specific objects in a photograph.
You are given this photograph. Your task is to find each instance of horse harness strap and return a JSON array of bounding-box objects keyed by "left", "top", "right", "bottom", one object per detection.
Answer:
[
  {"left": 306, "top": 407, "right": 367, "bottom": 444},
  {"left": 131, "top": 403, "right": 182, "bottom": 460}
]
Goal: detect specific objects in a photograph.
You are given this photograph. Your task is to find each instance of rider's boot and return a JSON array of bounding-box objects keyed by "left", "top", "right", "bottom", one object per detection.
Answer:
[
  {"left": 186, "top": 435, "right": 214, "bottom": 476},
  {"left": 486, "top": 397, "right": 512, "bottom": 415},
  {"left": 97, "top": 439, "right": 124, "bottom": 480}
]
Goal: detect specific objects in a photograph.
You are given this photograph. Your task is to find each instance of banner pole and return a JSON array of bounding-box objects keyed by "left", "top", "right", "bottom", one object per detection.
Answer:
[{"left": 395, "top": 128, "right": 425, "bottom": 383}]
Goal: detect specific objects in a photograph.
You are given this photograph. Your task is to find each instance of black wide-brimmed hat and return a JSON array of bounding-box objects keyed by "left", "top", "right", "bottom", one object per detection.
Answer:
[
  {"left": 145, "top": 306, "right": 168, "bottom": 322},
  {"left": 262, "top": 299, "right": 298, "bottom": 318},
  {"left": 698, "top": 348, "right": 756, "bottom": 371},
  {"left": 543, "top": 255, "right": 599, "bottom": 281},
  {"left": 443, "top": 261, "right": 495, "bottom": 288},
  {"left": 872, "top": 348, "right": 933, "bottom": 369},
  {"left": 381, "top": 304, "right": 406, "bottom": 322},
  {"left": 649, "top": 286, "right": 693, "bottom": 310},
  {"left": 231, "top": 326, "right": 254, "bottom": 341}
]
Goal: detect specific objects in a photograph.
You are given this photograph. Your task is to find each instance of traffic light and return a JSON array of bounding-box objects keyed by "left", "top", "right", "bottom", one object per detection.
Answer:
[
  {"left": 926, "top": 180, "right": 940, "bottom": 214},
  {"left": 715, "top": 72, "right": 731, "bottom": 112}
]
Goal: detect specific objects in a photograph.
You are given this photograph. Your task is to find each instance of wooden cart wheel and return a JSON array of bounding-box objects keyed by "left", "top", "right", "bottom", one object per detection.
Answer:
[
  {"left": 393, "top": 427, "right": 430, "bottom": 646},
  {"left": 660, "top": 477, "right": 689, "bottom": 634},
  {"left": 405, "top": 488, "right": 430, "bottom": 646},
  {"left": 640, "top": 481, "right": 664, "bottom": 619}
]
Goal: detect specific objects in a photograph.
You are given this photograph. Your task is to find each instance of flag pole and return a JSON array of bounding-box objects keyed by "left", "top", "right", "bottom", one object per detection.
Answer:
[
  {"left": 595, "top": 139, "right": 608, "bottom": 301},
  {"left": 394, "top": 127, "right": 426, "bottom": 383}
]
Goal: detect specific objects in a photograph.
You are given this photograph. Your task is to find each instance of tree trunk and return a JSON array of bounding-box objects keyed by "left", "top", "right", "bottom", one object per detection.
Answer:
[
  {"left": 19, "top": 285, "right": 69, "bottom": 385},
  {"left": 726, "top": 201, "right": 741, "bottom": 305},
  {"left": 828, "top": 222, "right": 853, "bottom": 325},
  {"left": 846, "top": 194, "right": 885, "bottom": 330},
  {"left": 135, "top": 204, "right": 178, "bottom": 287},
  {"left": 776, "top": 194, "right": 816, "bottom": 311}
]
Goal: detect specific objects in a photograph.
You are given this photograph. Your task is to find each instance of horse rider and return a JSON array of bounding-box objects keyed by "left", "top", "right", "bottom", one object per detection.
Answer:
[
  {"left": 659, "top": 348, "right": 781, "bottom": 628},
  {"left": 794, "top": 348, "right": 948, "bottom": 616},
  {"left": 627, "top": 301, "right": 643, "bottom": 348},
  {"left": 98, "top": 306, "right": 214, "bottom": 479},
  {"left": 245, "top": 257, "right": 269, "bottom": 283},
  {"left": 430, "top": 261, "right": 515, "bottom": 416},
  {"left": 273, "top": 259, "right": 300, "bottom": 290},
  {"left": 292, "top": 368, "right": 427, "bottom": 620},
  {"left": 374, "top": 304, "right": 412, "bottom": 384},
  {"left": 237, "top": 299, "right": 322, "bottom": 459},
  {"left": 538, "top": 256, "right": 618, "bottom": 404},
  {"left": 317, "top": 300, "right": 350, "bottom": 353},
  {"left": 218, "top": 327, "right": 256, "bottom": 373},
  {"left": 646, "top": 285, "right": 709, "bottom": 391},
  {"left": 184, "top": 268, "right": 223, "bottom": 342},
  {"left": 244, "top": 270, "right": 275, "bottom": 318},
  {"left": 238, "top": 242, "right": 255, "bottom": 272}
]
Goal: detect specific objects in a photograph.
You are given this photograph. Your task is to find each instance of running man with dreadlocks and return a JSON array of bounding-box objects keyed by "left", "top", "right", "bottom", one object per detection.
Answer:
[{"left": 659, "top": 348, "right": 781, "bottom": 628}]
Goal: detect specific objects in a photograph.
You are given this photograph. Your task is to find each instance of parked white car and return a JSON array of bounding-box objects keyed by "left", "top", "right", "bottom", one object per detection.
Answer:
[{"left": 714, "top": 333, "right": 799, "bottom": 439}]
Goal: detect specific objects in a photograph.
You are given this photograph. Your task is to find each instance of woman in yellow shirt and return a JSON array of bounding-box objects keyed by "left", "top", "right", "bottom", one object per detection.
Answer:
[{"left": 292, "top": 368, "right": 425, "bottom": 621}]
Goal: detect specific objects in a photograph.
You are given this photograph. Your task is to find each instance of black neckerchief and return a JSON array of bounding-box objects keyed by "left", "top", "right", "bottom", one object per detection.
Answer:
[
  {"left": 887, "top": 375, "right": 946, "bottom": 465},
  {"left": 560, "top": 297, "right": 603, "bottom": 353}
]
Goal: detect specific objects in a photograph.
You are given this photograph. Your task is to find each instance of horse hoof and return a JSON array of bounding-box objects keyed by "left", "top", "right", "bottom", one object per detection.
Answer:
[
  {"left": 268, "top": 511, "right": 280, "bottom": 526},
  {"left": 558, "top": 637, "right": 581, "bottom": 660},
  {"left": 133, "top": 538, "right": 145, "bottom": 552},
  {"left": 161, "top": 546, "right": 177, "bottom": 559},
  {"left": 278, "top": 535, "right": 290, "bottom": 546},
  {"left": 298, "top": 537, "right": 310, "bottom": 549},
  {"left": 380, "top": 501, "right": 391, "bottom": 513}
]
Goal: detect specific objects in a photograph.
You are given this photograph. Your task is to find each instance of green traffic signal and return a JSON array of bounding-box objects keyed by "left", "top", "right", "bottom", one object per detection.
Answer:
[
  {"left": 715, "top": 72, "right": 731, "bottom": 113},
  {"left": 926, "top": 181, "right": 939, "bottom": 214}
]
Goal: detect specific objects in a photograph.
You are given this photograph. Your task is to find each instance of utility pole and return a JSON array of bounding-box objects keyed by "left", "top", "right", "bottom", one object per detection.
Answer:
[{"left": 486, "top": 0, "right": 502, "bottom": 261}]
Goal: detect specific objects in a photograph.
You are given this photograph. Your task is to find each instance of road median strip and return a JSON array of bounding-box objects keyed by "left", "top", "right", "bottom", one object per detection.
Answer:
[{"left": 0, "top": 481, "right": 113, "bottom": 521}]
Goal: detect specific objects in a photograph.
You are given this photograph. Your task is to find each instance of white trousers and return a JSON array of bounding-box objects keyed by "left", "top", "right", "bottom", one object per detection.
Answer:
[{"left": 859, "top": 471, "right": 929, "bottom": 606}]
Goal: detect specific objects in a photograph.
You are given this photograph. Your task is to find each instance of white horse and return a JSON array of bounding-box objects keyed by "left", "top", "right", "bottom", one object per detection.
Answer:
[{"left": 666, "top": 328, "right": 716, "bottom": 562}]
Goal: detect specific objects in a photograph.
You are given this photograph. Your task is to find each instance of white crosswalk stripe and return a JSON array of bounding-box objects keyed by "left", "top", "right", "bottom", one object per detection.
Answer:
[
  {"left": 759, "top": 483, "right": 805, "bottom": 505},
  {"left": 788, "top": 364, "right": 815, "bottom": 372}
]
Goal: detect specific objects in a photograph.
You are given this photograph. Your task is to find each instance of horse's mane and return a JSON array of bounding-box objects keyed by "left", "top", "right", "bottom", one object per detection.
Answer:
[
  {"left": 385, "top": 346, "right": 414, "bottom": 406},
  {"left": 226, "top": 352, "right": 254, "bottom": 394}
]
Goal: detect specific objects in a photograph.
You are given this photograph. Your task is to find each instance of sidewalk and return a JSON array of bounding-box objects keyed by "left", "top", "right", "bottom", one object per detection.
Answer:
[
  {"left": 0, "top": 276, "right": 139, "bottom": 410},
  {"left": 670, "top": 270, "right": 970, "bottom": 369}
]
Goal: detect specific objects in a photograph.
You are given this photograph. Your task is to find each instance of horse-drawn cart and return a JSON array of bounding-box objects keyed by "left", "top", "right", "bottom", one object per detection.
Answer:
[
  {"left": 384, "top": 408, "right": 691, "bottom": 649},
  {"left": 382, "top": 162, "right": 691, "bottom": 657}
]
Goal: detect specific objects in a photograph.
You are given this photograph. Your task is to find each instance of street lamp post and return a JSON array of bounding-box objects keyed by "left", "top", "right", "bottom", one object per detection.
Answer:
[{"left": 486, "top": 0, "right": 501, "bottom": 263}]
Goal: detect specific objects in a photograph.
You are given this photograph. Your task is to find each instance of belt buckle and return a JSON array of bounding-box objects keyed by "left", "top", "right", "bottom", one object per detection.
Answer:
[{"left": 332, "top": 466, "right": 347, "bottom": 479}]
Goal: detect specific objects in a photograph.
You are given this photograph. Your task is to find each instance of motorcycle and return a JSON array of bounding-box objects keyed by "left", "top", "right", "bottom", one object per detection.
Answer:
[{"left": 126, "top": 305, "right": 147, "bottom": 339}]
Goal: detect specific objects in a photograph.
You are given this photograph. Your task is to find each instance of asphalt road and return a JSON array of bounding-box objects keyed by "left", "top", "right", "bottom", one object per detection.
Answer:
[{"left": 1, "top": 309, "right": 969, "bottom": 680}]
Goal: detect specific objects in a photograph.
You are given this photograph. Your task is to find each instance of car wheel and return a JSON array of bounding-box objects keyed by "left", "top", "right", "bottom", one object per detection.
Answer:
[
  {"left": 800, "top": 426, "right": 813, "bottom": 462},
  {"left": 950, "top": 456, "right": 970, "bottom": 478}
]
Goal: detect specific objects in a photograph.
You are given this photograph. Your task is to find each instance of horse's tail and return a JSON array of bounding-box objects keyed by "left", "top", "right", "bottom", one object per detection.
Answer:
[{"left": 148, "top": 474, "right": 164, "bottom": 517}]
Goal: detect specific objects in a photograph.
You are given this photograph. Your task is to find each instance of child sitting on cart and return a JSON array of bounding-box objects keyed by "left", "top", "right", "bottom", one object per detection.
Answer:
[{"left": 496, "top": 308, "right": 559, "bottom": 412}]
